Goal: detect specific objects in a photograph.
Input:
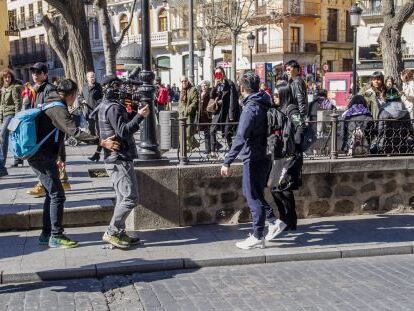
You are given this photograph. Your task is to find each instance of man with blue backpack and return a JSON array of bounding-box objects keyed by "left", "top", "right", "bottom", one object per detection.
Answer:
[{"left": 9, "top": 79, "right": 118, "bottom": 248}]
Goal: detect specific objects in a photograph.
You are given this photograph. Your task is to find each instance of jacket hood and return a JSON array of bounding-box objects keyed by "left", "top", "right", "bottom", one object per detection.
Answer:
[
  {"left": 44, "top": 90, "right": 65, "bottom": 104},
  {"left": 244, "top": 90, "right": 272, "bottom": 109}
]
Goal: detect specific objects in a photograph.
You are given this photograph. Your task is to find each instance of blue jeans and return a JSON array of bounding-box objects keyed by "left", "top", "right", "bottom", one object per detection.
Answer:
[
  {"left": 0, "top": 115, "right": 14, "bottom": 172},
  {"left": 242, "top": 159, "right": 274, "bottom": 239},
  {"left": 29, "top": 158, "right": 66, "bottom": 236}
]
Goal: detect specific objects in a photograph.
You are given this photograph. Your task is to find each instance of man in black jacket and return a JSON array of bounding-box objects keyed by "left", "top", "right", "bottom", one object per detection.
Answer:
[
  {"left": 285, "top": 60, "right": 308, "bottom": 119},
  {"left": 98, "top": 75, "right": 150, "bottom": 249},
  {"left": 210, "top": 67, "right": 240, "bottom": 152},
  {"left": 79, "top": 71, "right": 103, "bottom": 136},
  {"left": 30, "top": 79, "right": 119, "bottom": 248},
  {"left": 27, "top": 63, "right": 73, "bottom": 196}
]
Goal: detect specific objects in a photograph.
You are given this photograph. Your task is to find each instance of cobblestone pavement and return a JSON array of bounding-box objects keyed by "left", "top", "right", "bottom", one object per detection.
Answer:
[{"left": 1, "top": 254, "right": 414, "bottom": 310}]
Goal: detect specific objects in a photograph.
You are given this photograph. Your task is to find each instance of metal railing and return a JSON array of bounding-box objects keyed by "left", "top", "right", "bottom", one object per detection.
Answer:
[{"left": 177, "top": 116, "right": 414, "bottom": 164}]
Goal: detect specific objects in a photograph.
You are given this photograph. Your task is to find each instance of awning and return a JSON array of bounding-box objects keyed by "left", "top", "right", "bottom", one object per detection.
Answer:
[{"left": 116, "top": 42, "right": 142, "bottom": 65}]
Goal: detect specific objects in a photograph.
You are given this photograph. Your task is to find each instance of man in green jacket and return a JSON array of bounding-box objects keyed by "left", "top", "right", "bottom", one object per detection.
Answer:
[
  {"left": 0, "top": 69, "right": 22, "bottom": 176},
  {"left": 178, "top": 76, "right": 199, "bottom": 151}
]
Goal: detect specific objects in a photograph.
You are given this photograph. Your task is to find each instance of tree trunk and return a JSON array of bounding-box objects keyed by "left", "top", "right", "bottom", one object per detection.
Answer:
[
  {"left": 231, "top": 31, "right": 238, "bottom": 82},
  {"left": 379, "top": 0, "right": 414, "bottom": 88},
  {"left": 96, "top": 1, "right": 117, "bottom": 75},
  {"left": 209, "top": 44, "right": 215, "bottom": 82},
  {"left": 43, "top": 1, "right": 94, "bottom": 87},
  {"left": 379, "top": 26, "right": 403, "bottom": 87}
]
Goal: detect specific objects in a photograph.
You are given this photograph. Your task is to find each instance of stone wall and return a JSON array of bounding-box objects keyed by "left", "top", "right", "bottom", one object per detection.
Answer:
[{"left": 127, "top": 157, "right": 414, "bottom": 230}]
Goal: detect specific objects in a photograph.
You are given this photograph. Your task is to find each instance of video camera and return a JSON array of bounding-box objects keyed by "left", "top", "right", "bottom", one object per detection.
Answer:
[{"left": 103, "top": 76, "right": 144, "bottom": 113}]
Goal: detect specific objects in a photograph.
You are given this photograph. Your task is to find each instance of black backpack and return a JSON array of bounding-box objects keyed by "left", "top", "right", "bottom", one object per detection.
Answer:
[{"left": 267, "top": 107, "right": 296, "bottom": 159}]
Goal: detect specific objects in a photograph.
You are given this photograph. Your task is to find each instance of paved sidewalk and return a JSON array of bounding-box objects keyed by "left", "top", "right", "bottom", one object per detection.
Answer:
[{"left": 1, "top": 213, "right": 414, "bottom": 284}]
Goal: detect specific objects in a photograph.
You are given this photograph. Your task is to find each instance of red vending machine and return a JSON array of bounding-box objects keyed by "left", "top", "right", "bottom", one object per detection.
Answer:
[{"left": 323, "top": 72, "right": 353, "bottom": 110}]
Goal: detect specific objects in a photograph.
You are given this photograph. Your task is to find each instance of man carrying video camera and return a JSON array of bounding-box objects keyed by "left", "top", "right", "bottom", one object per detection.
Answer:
[{"left": 98, "top": 75, "right": 150, "bottom": 249}]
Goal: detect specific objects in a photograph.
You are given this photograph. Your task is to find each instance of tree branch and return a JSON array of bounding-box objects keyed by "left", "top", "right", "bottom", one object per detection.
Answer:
[
  {"left": 114, "top": 0, "right": 138, "bottom": 49},
  {"left": 42, "top": 15, "right": 68, "bottom": 64}
]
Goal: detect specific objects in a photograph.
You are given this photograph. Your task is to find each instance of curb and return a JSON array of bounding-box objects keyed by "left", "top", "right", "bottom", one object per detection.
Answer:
[
  {"left": 0, "top": 205, "right": 114, "bottom": 232},
  {"left": 1, "top": 243, "right": 413, "bottom": 284}
]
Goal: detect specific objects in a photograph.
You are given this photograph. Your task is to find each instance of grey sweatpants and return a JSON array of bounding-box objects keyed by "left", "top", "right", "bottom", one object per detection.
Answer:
[{"left": 105, "top": 160, "right": 139, "bottom": 235}]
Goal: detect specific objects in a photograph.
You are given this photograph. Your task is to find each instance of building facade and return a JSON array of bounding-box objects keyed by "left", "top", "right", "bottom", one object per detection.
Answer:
[
  {"left": 6, "top": 0, "right": 105, "bottom": 83},
  {"left": 0, "top": 0, "right": 10, "bottom": 69},
  {"left": 320, "top": 0, "right": 353, "bottom": 73},
  {"left": 357, "top": 0, "right": 414, "bottom": 79},
  {"left": 7, "top": 0, "right": 49, "bottom": 82}
]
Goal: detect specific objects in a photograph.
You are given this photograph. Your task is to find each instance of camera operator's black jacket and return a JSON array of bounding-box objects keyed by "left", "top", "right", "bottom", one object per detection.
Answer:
[{"left": 98, "top": 99, "right": 144, "bottom": 163}]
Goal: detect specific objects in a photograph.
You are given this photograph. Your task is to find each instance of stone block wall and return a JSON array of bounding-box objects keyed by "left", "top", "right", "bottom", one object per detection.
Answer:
[{"left": 129, "top": 157, "right": 414, "bottom": 230}]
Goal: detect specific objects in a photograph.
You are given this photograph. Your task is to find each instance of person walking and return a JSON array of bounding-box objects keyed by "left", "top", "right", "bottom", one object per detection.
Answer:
[
  {"left": 221, "top": 72, "right": 273, "bottom": 250},
  {"left": 98, "top": 75, "right": 150, "bottom": 249},
  {"left": 178, "top": 76, "right": 199, "bottom": 151},
  {"left": 0, "top": 69, "right": 23, "bottom": 176},
  {"left": 29, "top": 79, "right": 110, "bottom": 248},
  {"left": 267, "top": 82, "right": 306, "bottom": 238},
  {"left": 210, "top": 67, "right": 240, "bottom": 152}
]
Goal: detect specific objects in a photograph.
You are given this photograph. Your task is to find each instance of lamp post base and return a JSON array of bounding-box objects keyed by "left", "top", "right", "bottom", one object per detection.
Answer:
[{"left": 133, "top": 158, "right": 170, "bottom": 167}]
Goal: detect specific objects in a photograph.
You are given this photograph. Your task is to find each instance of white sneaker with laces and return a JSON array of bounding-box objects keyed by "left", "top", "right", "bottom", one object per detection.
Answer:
[
  {"left": 235, "top": 234, "right": 265, "bottom": 250},
  {"left": 265, "top": 219, "right": 287, "bottom": 241}
]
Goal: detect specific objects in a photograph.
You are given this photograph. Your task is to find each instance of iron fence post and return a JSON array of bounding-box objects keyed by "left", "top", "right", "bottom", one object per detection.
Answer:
[
  {"left": 330, "top": 113, "right": 339, "bottom": 159},
  {"left": 179, "top": 117, "right": 188, "bottom": 165}
]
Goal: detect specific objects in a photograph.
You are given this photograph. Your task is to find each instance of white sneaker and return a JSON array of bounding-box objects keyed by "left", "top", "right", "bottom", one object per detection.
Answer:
[
  {"left": 265, "top": 219, "right": 287, "bottom": 241},
  {"left": 235, "top": 234, "right": 265, "bottom": 250}
]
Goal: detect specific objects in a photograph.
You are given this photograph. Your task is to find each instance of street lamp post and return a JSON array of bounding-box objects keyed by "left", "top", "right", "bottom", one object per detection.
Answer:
[
  {"left": 137, "top": 0, "right": 161, "bottom": 161},
  {"left": 349, "top": 3, "right": 362, "bottom": 96},
  {"left": 188, "top": 0, "right": 195, "bottom": 84},
  {"left": 247, "top": 32, "right": 255, "bottom": 71},
  {"left": 199, "top": 43, "right": 206, "bottom": 81}
]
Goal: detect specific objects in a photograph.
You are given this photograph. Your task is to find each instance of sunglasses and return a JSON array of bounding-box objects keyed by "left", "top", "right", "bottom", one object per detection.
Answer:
[{"left": 31, "top": 69, "right": 44, "bottom": 75}]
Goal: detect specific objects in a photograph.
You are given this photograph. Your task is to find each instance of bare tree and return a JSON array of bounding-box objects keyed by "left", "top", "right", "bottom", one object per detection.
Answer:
[
  {"left": 42, "top": 0, "right": 94, "bottom": 87},
  {"left": 196, "top": 1, "right": 227, "bottom": 81},
  {"left": 94, "top": 0, "right": 138, "bottom": 75},
  {"left": 379, "top": 0, "right": 414, "bottom": 87},
  {"left": 207, "top": 0, "right": 288, "bottom": 82}
]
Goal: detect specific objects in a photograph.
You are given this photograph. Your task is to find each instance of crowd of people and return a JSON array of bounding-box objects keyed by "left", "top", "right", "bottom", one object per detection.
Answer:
[{"left": 2, "top": 58, "right": 414, "bottom": 250}]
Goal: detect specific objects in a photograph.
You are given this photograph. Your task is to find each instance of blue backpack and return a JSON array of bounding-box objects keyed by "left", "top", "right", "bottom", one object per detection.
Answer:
[{"left": 7, "top": 101, "right": 65, "bottom": 159}]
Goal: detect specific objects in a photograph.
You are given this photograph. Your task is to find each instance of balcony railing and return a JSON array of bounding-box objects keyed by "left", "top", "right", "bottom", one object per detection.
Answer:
[
  {"left": 253, "top": 1, "right": 320, "bottom": 19},
  {"left": 126, "top": 31, "right": 171, "bottom": 47},
  {"left": 359, "top": 44, "right": 414, "bottom": 61},
  {"left": 360, "top": 0, "right": 405, "bottom": 16},
  {"left": 10, "top": 51, "right": 47, "bottom": 66},
  {"left": 26, "top": 17, "right": 35, "bottom": 28},
  {"left": 243, "top": 39, "right": 319, "bottom": 55},
  {"left": 17, "top": 20, "right": 26, "bottom": 30},
  {"left": 257, "top": 43, "right": 267, "bottom": 53},
  {"left": 283, "top": 0, "right": 320, "bottom": 17}
]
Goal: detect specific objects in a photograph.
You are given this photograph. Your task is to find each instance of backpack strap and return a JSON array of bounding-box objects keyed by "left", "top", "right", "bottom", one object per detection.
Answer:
[
  {"left": 41, "top": 101, "right": 66, "bottom": 111},
  {"left": 41, "top": 101, "right": 65, "bottom": 142}
]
